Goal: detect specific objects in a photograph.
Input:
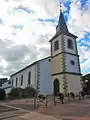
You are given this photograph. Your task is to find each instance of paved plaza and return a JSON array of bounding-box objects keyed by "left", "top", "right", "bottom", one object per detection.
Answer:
[{"left": 0, "top": 97, "right": 90, "bottom": 120}]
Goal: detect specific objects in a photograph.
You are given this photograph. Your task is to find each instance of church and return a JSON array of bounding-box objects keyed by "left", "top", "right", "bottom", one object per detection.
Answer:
[{"left": 7, "top": 7, "right": 82, "bottom": 95}]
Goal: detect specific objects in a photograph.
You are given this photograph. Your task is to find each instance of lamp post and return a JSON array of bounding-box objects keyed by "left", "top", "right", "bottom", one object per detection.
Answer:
[
  {"left": 85, "top": 80, "right": 88, "bottom": 86},
  {"left": 84, "top": 80, "right": 88, "bottom": 95},
  {"left": 85, "top": 79, "right": 88, "bottom": 83}
]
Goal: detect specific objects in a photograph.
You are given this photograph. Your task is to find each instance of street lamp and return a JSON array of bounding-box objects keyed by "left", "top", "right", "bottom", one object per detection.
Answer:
[
  {"left": 85, "top": 80, "right": 88, "bottom": 83},
  {"left": 85, "top": 80, "right": 88, "bottom": 88}
]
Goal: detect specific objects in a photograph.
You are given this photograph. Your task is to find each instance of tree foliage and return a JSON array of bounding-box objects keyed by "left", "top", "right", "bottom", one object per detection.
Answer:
[{"left": 8, "top": 87, "right": 36, "bottom": 99}]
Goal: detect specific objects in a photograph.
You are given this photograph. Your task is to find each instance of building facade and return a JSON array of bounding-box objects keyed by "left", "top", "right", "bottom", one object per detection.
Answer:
[
  {"left": 49, "top": 9, "right": 82, "bottom": 95},
  {"left": 2, "top": 81, "right": 12, "bottom": 95},
  {"left": 3, "top": 7, "right": 82, "bottom": 96},
  {"left": 82, "top": 74, "right": 90, "bottom": 91},
  {"left": 0, "top": 78, "right": 8, "bottom": 87},
  {"left": 10, "top": 57, "right": 52, "bottom": 95}
]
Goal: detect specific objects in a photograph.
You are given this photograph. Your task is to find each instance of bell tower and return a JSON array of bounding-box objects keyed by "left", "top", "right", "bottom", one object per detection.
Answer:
[{"left": 49, "top": 5, "right": 82, "bottom": 95}]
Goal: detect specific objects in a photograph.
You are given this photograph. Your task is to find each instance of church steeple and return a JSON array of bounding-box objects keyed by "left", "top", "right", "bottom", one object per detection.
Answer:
[
  {"left": 56, "top": 3, "right": 68, "bottom": 33},
  {"left": 49, "top": 2, "right": 82, "bottom": 96}
]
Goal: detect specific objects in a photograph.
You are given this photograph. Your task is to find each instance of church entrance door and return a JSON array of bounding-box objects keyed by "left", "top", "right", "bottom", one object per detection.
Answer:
[{"left": 53, "top": 79, "right": 60, "bottom": 96}]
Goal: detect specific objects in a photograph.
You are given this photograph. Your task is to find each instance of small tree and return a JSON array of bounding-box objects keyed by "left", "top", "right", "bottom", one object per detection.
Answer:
[
  {"left": 8, "top": 88, "right": 24, "bottom": 99},
  {"left": 24, "top": 87, "right": 36, "bottom": 98},
  {"left": 0, "top": 88, "right": 6, "bottom": 100},
  {"left": 38, "top": 94, "right": 46, "bottom": 100},
  {"left": 8, "top": 87, "right": 36, "bottom": 99}
]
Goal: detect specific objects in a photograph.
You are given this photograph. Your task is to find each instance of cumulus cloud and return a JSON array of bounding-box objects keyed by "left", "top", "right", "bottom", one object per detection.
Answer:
[
  {"left": 0, "top": 0, "right": 58, "bottom": 77},
  {"left": 0, "top": 0, "right": 90, "bottom": 77},
  {"left": 0, "top": 44, "right": 38, "bottom": 76},
  {"left": 68, "top": 1, "right": 90, "bottom": 38}
]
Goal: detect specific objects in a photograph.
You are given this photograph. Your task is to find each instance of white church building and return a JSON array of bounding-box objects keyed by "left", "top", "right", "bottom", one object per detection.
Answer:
[
  {"left": 10, "top": 57, "right": 52, "bottom": 95},
  {"left": 4, "top": 8, "right": 82, "bottom": 95}
]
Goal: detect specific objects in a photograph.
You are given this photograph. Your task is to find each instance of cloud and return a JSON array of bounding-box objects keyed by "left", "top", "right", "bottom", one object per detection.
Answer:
[
  {"left": 0, "top": 34, "right": 50, "bottom": 76},
  {"left": 11, "top": 24, "right": 24, "bottom": 30},
  {"left": 77, "top": 43, "right": 90, "bottom": 75},
  {"left": 65, "top": 0, "right": 90, "bottom": 74},
  {"left": 0, "top": 18, "right": 4, "bottom": 25},
  {"left": 11, "top": 24, "right": 24, "bottom": 35},
  {"left": 0, "top": 0, "right": 90, "bottom": 77},
  {"left": 68, "top": 1, "right": 90, "bottom": 37},
  {"left": 15, "top": 5, "right": 33, "bottom": 14},
  {"left": 0, "top": 44, "right": 38, "bottom": 76}
]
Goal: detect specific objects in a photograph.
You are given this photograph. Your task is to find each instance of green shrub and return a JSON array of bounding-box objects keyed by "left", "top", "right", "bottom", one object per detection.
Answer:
[
  {"left": 38, "top": 94, "right": 46, "bottom": 100},
  {"left": 24, "top": 87, "right": 36, "bottom": 97},
  {"left": 8, "top": 87, "right": 36, "bottom": 99},
  {"left": 8, "top": 88, "right": 24, "bottom": 99}
]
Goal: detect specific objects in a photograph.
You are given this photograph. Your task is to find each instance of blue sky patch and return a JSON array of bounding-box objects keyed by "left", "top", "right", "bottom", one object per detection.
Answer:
[
  {"left": 80, "top": 0, "right": 88, "bottom": 8},
  {"left": 15, "top": 5, "right": 34, "bottom": 14},
  {"left": 37, "top": 18, "right": 57, "bottom": 23}
]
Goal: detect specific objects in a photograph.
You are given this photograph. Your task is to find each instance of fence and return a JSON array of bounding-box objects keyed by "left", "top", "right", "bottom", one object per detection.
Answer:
[{"left": 33, "top": 92, "right": 89, "bottom": 109}]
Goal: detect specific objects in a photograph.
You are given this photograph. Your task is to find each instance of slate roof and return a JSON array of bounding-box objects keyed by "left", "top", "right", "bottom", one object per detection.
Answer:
[
  {"left": 10, "top": 56, "right": 51, "bottom": 77},
  {"left": 57, "top": 10, "right": 69, "bottom": 32},
  {"left": 49, "top": 10, "right": 78, "bottom": 42}
]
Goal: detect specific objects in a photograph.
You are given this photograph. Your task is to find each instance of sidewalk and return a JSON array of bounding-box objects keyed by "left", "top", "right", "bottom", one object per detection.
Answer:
[
  {"left": 7, "top": 112, "right": 90, "bottom": 120},
  {"left": 20, "top": 112, "right": 61, "bottom": 120},
  {"left": 5, "top": 112, "right": 62, "bottom": 120}
]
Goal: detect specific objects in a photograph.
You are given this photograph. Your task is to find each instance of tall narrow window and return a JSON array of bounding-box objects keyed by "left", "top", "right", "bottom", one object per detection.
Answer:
[
  {"left": 21, "top": 75, "right": 23, "bottom": 86},
  {"left": 54, "top": 40, "right": 59, "bottom": 51},
  {"left": 67, "top": 39, "right": 73, "bottom": 49},
  {"left": 12, "top": 79, "right": 13, "bottom": 87},
  {"left": 16, "top": 78, "right": 18, "bottom": 87},
  {"left": 28, "top": 71, "right": 31, "bottom": 85}
]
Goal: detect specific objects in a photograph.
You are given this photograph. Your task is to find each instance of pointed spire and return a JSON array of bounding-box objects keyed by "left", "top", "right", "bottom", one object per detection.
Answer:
[{"left": 56, "top": 2, "right": 68, "bottom": 33}]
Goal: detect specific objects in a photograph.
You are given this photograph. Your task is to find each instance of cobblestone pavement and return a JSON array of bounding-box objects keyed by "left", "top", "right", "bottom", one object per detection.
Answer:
[
  {"left": 36, "top": 98, "right": 90, "bottom": 120},
  {"left": 0, "top": 104, "right": 29, "bottom": 120},
  {"left": 1, "top": 98, "right": 90, "bottom": 120},
  {"left": 0, "top": 104, "right": 17, "bottom": 113}
]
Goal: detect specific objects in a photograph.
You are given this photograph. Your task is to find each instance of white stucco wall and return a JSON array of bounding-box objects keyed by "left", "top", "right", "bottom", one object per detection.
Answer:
[
  {"left": 65, "top": 54, "right": 80, "bottom": 73},
  {"left": 52, "top": 74, "right": 82, "bottom": 95},
  {"left": 10, "top": 57, "right": 52, "bottom": 95},
  {"left": 66, "top": 74, "right": 82, "bottom": 94},
  {"left": 10, "top": 64, "right": 37, "bottom": 89},
  {"left": 39, "top": 57, "right": 52, "bottom": 95},
  {"left": 51, "top": 34, "right": 78, "bottom": 57}
]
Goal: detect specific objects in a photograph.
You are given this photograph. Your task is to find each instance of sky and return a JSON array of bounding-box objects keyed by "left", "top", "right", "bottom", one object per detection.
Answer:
[{"left": 0, "top": 0, "right": 90, "bottom": 78}]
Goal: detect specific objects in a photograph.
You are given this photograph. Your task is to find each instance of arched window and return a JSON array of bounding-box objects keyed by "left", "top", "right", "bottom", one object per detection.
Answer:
[
  {"left": 16, "top": 78, "right": 18, "bottom": 87},
  {"left": 12, "top": 79, "right": 13, "bottom": 87},
  {"left": 67, "top": 39, "right": 73, "bottom": 49},
  {"left": 54, "top": 40, "right": 59, "bottom": 51},
  {"left": 28, "top": 71, "right": 31, "bottom": 85},
  {"left": 53, "top": 79, "right": 60, "bottom": 96},
  {"left": 21, "top": 75, "right": 23, "bottom": 86}
]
